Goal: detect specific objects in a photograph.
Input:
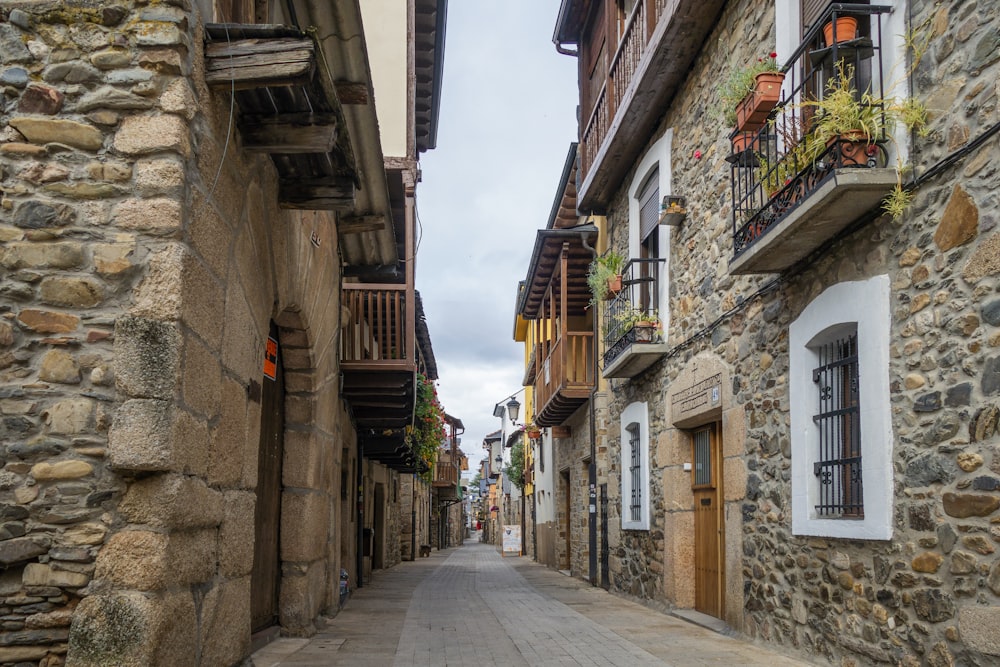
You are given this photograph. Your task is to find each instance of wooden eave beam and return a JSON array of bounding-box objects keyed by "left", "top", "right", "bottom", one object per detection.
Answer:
[
  {"left": 335, "top": 80, "right": 369, "bottom": 105},
  {"left": 205, "top": 37, "right": 314, "bottom": 89},
  {"left": 338, "top": 214, "right": 387, "bottom": 234},
  {"left": 241, "top": 112, "right": 339, "bottom": 153},
  {"left": 279, "top": 176, "right": 356, "bottom": 210}
]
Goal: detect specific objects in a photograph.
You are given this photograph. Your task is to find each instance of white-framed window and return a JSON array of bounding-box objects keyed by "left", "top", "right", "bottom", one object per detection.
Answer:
[
  {"left": 627, "top": 131, "right": 672, "bottom": 328},
  {"left": 790, "top": 275, "right": 893, "bottom": 540},
  {"left": 620, "top": 401, "right": 650, "bottom": 530}
]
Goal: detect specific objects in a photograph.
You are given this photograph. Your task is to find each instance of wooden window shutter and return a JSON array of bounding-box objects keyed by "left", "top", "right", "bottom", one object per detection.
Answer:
[
  {"left": 801, "top": 0, "right": 830, "bottom": 33},
  {"left": 638, "top": 168, "right": 659, "bottom": 241}
]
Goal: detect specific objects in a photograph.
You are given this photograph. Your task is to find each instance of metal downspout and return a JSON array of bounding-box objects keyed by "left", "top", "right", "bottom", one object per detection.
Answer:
[{"left": 581, "top": 229, "right": 598, "bottom": 585}]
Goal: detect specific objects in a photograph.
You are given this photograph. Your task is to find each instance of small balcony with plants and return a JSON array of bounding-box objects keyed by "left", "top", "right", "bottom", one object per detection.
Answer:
[
  {"left": 599, "top": 257, "right": 667, "bottom": 379},
  {"left": 726, "top": 4, "right": 926, "bottom": 274}
]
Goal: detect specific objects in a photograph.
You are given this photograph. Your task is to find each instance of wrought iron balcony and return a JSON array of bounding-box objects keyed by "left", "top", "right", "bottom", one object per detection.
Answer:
[
  {"left": 602, "top": 258, "right": 667, "bottom": 379},
  {"left": 729, "top": 3, "right": 895, "bottom": 274}
]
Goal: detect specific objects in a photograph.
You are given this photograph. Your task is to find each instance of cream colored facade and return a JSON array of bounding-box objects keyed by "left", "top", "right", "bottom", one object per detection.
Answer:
[{"left": 359, "top": 0, "right": 409, "bottom": 158}]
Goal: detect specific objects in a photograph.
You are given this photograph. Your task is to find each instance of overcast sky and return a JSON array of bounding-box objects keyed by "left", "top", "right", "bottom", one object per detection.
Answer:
[{"left": 415, "top": 2, "right": 578, "bottom": 463}]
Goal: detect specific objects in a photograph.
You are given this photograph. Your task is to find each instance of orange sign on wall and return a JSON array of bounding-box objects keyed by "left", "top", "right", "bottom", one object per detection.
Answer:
[{"left": 263, "top": 336, "right": 277, "bottom": 380}]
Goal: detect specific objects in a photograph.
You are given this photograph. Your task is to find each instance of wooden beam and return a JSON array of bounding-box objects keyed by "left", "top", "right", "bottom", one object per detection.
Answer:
[
  {"left": 205, "top": 37, "right": 314, "bottom": 89},
  {"left": 551, "top": 426, "right": 571, "bottom": 438},
  {"left": 279, "top": 177, "right": 355, "bottom": 210},
  {"left": 338, "top": 214, "right": 386, "bottom": 234},
  {"left": 335, "top": 80, "right": 369, "bottom": 105},
  {"left": 240, "top": 112, "right": 338, "bottom": 153}
]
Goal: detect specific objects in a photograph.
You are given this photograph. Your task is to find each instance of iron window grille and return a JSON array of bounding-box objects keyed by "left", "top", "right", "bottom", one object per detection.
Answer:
[
  {"left": 812, "top": 331, "right": 863, "bottom": 517},
  {"left": 627, "top": 423, "right": 642, "bottom": 522}
]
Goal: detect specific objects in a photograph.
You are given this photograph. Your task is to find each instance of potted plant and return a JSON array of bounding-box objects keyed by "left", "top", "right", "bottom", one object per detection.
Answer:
[
  {"left": 587, "top": 250, "right": 625, "bottom": 303},
  {"left": 801, "top": 62, "right": 928, "bottom": 216},
  {"left": 632, "top": 312, "right": 662, "bottom": 343},
  {"left": 608, "top": 307, "right": 662, "bottom": 343},
  {"left": 658, "top": 195, "right": 687, "bottom": 226},
  {"left": 823, "top": 15, "right": 858, "bottom": 47},
  {"left": 718, "top": 52, "right": 785, "bottom": 133}
]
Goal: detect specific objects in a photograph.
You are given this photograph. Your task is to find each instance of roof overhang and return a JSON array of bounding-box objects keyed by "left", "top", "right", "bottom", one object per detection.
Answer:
[
  {"left": 299, "top": 0, "right": 398, "bottom": 267},
  {"left": 415, "top": 0, "right": 448, "bottom": 152},
  {"left": 517, "top": 224, "right": 598, "bottom": 320}
]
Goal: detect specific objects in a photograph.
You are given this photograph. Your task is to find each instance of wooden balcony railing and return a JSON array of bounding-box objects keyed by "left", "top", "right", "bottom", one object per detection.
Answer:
[
  {"left": 341, "top": 284, "right": 412, "bottom": 369},
  {"left": 433, "top": 461, "right": 459, "bottom": 488},
  {"left": 581, "top": 0, "right": 660, "bottom": 179},
  {"left": 533, "top": 330, "right": 595, "bottom": 426}
]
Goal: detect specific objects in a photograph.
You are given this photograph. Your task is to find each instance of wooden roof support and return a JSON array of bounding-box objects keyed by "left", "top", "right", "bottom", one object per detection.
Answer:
[
  {"left": 279, "top": 176, "right": 356, "bottom": 210},
  {"left": 241, "top": 112, "right": 339, "bottom": 153},
  {"left": 338, "top": 214, "right": 387, "bottom": 234},
  {"left": 205, "top": 37, "right": 314, "bottom": 89}
]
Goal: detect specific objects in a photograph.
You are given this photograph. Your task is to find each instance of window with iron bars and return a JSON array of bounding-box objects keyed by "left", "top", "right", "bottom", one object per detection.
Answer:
[
  {"left": 812, "top": 331, "right": 863, "bottom": 518},
  {"left": 627, "top": 423, "right": 642, "bottom": 523}
]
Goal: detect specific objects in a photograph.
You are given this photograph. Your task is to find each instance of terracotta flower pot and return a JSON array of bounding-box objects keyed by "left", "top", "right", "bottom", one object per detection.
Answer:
[
  {"left": 734, "top": 72, "right": 785, "bottom": 132},
  {"left": 823, "top": 16, "right": 858, "bottom": 47},
  {"left": 826, "top": 130, "right": 876, "bottom": 167},
  {"left": 606, "top": 275, "right": 622, "bottom": 298},
  {"left": 732, "top": 130, "right": 758, "bottom": 154}
]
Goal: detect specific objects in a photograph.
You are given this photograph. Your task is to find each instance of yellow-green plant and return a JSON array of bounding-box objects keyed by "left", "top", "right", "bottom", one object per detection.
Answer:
[{"left": 587, "top": 250, "right": 625, "bottom": 305}]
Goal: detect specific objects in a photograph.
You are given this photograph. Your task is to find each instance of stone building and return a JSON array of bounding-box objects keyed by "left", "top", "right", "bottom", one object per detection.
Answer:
[
  {"left": 0, "top": 0, "right": 447, "bottom": 664},
  {"left": 530, "top": 0, "right": 1000, "bottom": 663}
]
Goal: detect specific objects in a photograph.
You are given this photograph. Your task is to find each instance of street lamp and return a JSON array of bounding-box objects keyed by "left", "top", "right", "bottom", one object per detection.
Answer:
[{"left": 506, "top": 397, "right": 520, "bottom": 424}]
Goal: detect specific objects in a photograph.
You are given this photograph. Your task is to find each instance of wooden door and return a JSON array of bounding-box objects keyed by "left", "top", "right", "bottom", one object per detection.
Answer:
[
  {"left": 692, "top": 423, "right": 724, "bottom": 619},
  {"left": 251, "top": 325, "right": 283, "bottom": 632}
]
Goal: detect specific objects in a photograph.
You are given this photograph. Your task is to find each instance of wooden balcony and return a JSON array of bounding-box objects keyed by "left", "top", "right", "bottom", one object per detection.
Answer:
[
  {"left": 561, "top": 0, "right": 725, "bottom": 211},
  {"left": 533, "top": 331, "right": 595, "bottom": 427},
  {"left": 433, "top": 460, "right": 460, "bottom": 500},
  {"left": 517, "top": 226, "right": 598, "bottom": 427},
  {"left": 341, "top": 283, "right": 418, "bottom": 470}
]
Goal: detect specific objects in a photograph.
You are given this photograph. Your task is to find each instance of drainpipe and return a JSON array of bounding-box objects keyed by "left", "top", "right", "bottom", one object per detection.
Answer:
[
  {"left": 410, "top": 477, "right": 416, "bottom": 561},
  {"left": 581, "top": 228, "right": 598, "bottom": 586},
  {"left": 554, "top": 41, "right": 578, "bottom": 57},
  {"left": 356, "top": 441, "right": 364, "bottom": 588}
]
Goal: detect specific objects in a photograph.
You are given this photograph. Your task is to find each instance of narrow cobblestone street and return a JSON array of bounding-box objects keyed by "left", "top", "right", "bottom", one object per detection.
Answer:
[{"left": 251, "top": 539, "right": 814, "bottom": 666}]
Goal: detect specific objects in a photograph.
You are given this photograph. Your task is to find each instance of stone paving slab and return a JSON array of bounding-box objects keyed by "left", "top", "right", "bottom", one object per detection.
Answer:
[{"left": 250, "top": 540, "right": 818, "bottom": 666}]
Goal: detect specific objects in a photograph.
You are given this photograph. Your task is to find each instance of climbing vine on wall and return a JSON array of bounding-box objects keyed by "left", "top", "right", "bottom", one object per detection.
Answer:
[{"left": 407, "top": 373, "right": 446, "bottom": 474}]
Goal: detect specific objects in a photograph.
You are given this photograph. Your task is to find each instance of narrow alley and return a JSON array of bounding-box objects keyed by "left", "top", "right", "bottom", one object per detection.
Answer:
[{"left": 251, "top": 539, "right": 812, "bottom": 667}]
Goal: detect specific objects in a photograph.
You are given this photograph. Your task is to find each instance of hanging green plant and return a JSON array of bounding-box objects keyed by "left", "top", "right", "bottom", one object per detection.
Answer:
[
  {"left": 407, "top": 373, "right": 447, "bottom": 477},
  {"left": 586, "top": 250, "right": 625, "bottom": 305}
]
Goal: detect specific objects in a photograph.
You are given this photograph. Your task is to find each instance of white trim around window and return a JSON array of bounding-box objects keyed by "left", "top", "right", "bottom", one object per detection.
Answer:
[
  {"left": 620, "top": 401, "right": 650, "bottom": 530},
  {"left": 789, "top": 275, "right": 893, "bottom": 540},
  {"left": 627, "top": 130, "right": 672, "bottom": 329}
]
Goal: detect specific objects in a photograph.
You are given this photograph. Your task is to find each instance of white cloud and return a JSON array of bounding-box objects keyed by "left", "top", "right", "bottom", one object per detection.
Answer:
[{"left": 416, "top": 1, "right": 578, "bottom": 454}]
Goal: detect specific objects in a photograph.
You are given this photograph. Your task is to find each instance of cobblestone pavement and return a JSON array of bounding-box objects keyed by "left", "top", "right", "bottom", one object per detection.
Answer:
[{"left": 251, "top": 539, "right": 816, "bottom": 666}]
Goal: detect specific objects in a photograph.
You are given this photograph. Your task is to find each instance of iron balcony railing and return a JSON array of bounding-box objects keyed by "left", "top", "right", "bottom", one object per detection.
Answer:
[
  {"left": 602, "top": 258, "right": 665, "bottom": 367},
  {"left": 730, "top": 4, "right": 892, "bottom": 261}
]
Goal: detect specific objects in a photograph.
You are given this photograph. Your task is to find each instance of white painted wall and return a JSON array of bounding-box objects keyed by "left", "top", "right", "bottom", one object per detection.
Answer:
[{"left": 359, "top": 0, "right": 409, "bottom": 158}]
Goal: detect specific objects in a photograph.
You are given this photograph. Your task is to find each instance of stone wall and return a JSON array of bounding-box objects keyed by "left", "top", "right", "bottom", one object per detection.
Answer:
[
  {"left": 0, "top": 1, "right": 354, "bottom": 664},
  {"left": 597, "top": 0, "right": 1000, "bottom": 663},
  {"left": 552, "top": 407, "right": 591, "bottom": 576}
]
